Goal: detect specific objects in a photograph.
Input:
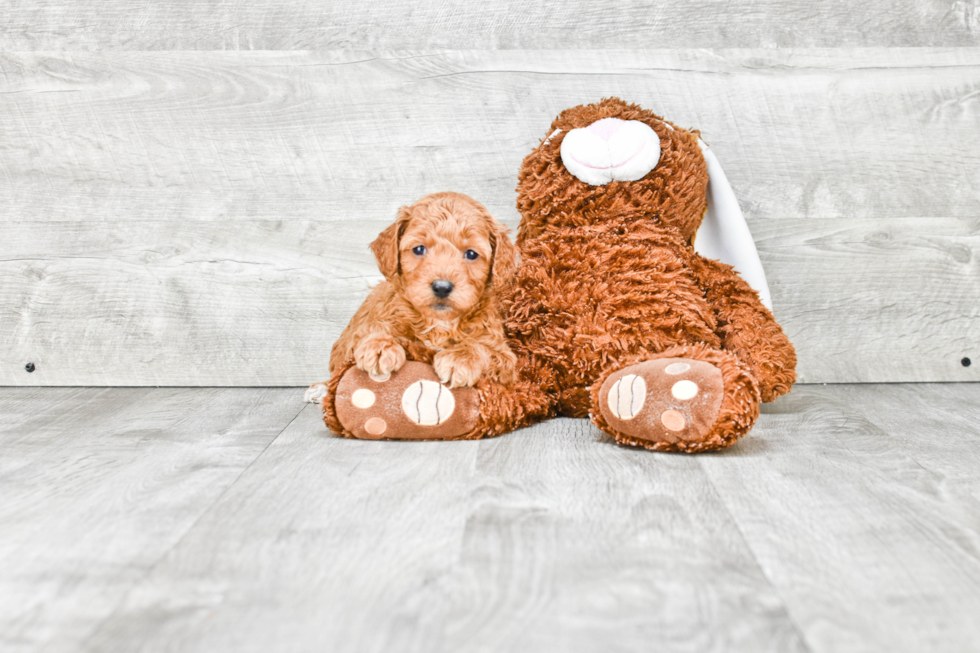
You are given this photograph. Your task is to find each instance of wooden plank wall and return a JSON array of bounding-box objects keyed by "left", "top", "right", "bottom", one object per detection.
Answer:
[
  {"left": 2, "top": 1, "right": 979, "bottom": 49},
  {"left": 0, "top": 6, "right": 978, "bottom": 386}
]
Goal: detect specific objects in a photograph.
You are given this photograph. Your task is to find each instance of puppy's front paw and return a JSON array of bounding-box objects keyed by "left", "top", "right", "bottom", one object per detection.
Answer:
[
  {"left": 304, "top": 383, "right": 329, "bottom": 404},
  {"left": 354, "top": 333, "right": 406, "bottom": 382},
  {"left": 433, "top": 348, "right": 485, "bottom": 388}
]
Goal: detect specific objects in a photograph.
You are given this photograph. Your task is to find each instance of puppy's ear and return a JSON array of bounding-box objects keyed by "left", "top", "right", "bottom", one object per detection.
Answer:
[
  {"left": 370, "top": 206, "right": 411, "bottom": 280},
  {"left": 488, "top": 220, "right": 519, "bottom": 292}
]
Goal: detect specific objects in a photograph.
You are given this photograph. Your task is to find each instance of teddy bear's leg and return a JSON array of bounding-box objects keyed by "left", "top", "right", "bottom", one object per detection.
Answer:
[
  {"left": 688, "top": 255, "right": 797, "bottom": 402},
  {"left": 591, "top": 343, "right": 761, "bottom": 453},
  {"left": 321, "top": 357, "right": 557, "bottom": 441}
]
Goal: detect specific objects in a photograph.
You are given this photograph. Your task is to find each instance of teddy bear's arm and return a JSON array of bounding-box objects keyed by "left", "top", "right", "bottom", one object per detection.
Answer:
[{"left": 688, "top": 254, "right": 797, "bottom": 402}]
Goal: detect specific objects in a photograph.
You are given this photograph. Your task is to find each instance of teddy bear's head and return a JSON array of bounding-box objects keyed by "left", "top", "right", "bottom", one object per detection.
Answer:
[{"left": 516, "top": 97, "right": 709, "bottom": 244}]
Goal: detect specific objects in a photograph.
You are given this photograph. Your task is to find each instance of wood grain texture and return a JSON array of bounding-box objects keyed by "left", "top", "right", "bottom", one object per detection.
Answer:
[
  {"left": 5, "top": 384, "right": 979, "bottom": 652},
  {"left": 0, "top": 220, "right": 377, "bottom": 386},
  {"left": 1, "top": 48, "right": 979, "bottom": 385},
  {"left": 844, "top": 384, "right": 980, "bottom": 503},
  {"left": 700, "top": 383, "right": 980, "bottom": 652},
  {"left": 80, "top": 406, "right": 805, "bottom": 653},
  {"left": 757, "top": 217, "right": 980, "bottom": 383},
  {"left": 2, "top": 217, "right": 976, "bottom": 385},
  {"left": 0, "top": 387, "right": 303, "bottom": 653},
  {"left": 1, "top": 0, "right": 979, "bottom": 50},
  {"left": 2, "top": 49, "right": 980, "bottom": 225}
]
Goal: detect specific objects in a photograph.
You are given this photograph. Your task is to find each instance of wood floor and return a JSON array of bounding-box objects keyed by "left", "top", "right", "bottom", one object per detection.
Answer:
[{"left": 2, "top": 384, "right": 979, "bottom": 652}]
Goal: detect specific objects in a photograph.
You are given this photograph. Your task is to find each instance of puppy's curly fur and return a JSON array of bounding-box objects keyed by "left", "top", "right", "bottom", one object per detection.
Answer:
[{"left": 324, "top": 192, "right": 518, "bottom": 392}]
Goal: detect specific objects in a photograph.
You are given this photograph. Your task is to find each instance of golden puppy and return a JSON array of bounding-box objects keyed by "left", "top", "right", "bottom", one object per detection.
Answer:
[{"left": 306, "top": 192, "right": 517, "bottom": 404}]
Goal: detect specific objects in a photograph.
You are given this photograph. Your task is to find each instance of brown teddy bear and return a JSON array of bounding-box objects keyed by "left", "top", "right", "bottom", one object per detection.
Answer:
[{"left": 323, "top": 97, "right": 796, "bottom": 452}]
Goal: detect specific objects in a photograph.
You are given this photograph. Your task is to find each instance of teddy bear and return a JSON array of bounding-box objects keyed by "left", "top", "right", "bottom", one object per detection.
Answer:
[{"left": 323, "top": 97, "right": 796, "bottom": 452}]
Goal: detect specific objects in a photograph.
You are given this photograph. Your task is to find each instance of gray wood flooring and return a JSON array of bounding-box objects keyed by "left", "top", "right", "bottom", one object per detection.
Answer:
[{"left": 2, "top": 384, "right": 979, "bottom": 652}]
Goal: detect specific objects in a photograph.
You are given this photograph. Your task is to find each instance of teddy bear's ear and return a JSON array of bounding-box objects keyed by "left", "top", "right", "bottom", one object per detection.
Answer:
[{"left": 694, "top": 142, "right": 773, "bottom": 311}]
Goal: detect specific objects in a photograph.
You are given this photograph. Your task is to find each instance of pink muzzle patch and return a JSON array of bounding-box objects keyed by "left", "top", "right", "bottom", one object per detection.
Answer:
[{"left": 587, "top": 117, "right": 624, "bottom": 141}]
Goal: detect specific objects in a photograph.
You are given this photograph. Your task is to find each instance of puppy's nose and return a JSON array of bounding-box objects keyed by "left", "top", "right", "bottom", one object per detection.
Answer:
[{"left": 431, "top": 279, "right": 454, "bottom": 298}]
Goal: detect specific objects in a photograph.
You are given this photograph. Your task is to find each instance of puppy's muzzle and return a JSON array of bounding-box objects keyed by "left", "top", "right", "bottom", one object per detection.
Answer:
[{"left": 431, "top": 279, "right": 454, "bottom": 298}]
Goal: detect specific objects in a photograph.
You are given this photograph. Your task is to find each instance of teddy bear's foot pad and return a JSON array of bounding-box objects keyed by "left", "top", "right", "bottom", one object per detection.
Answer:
[
  {"left": 334, "top": 362, "right": 480, "bottom": 440},
  {"left": 598, "top": 358, "right": 725, "bottom": 446}
]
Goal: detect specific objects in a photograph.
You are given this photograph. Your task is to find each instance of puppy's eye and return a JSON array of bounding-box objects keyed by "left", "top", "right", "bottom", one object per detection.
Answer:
[
  {"left": 412, "top": 245, "right": 426, "bottom": 256},
  {"left": 464, "top": 249, "right": 479, "bottom": 261}
]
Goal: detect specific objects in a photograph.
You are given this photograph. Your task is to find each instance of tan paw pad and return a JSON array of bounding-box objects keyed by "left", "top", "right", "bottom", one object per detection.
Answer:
[
  {"left": 671, "top": 380, "right": 699, "bottom": 400},
  {"left": 660, "top": 410, "right": 686, "bottom": 431},
  {"left": 598, "top": 357, "right": 725, "bottom": 446},
  {"left": 333, "top": 362, "right": 480, "bottom": 440},
  {"left": 606, "top": 373, "right": 646, "bottom": 420},
  {"left": 351, "top": 388, "right": 376, "bottom": 408},
  {"left": 402, "top": 379, "right": 456, "bottom": 426},
  {"left": 364, "top": 417, "right": 387, "bottom": 436}
]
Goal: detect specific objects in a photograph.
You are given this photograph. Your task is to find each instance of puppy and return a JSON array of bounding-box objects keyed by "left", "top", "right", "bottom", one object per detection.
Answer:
[{"left": 305, "top": 192, "right": 518, "bottom": 403}]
